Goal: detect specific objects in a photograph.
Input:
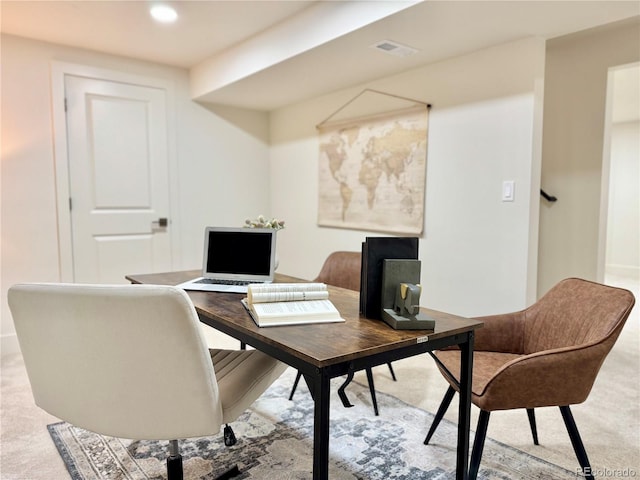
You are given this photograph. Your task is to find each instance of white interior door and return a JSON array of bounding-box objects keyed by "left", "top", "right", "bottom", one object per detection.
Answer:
[{"left": 65, "top": 75, "right": 173, "bottom": 283}]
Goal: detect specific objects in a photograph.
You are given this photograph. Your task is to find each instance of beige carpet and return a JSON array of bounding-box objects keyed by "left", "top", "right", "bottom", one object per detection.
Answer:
[
  {"left": 46, "top": 369, "right": 576, "bottom": 479},
  {"left": 1, "top": 274, "right": 638, "bottom": 479}
]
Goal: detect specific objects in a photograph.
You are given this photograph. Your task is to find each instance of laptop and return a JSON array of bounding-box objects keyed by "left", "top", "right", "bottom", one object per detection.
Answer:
[{"left": 177, "top": 226, "right": 277, "bottom": 293}]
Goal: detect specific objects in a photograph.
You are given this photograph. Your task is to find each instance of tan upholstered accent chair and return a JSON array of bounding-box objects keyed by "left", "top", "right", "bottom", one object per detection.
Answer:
[
  {"left": 314, "top": 251, "right": 363, "bottom": 291},
  {"left": 424, "top": 278, "right": 635, "bottom": 480},
  {"left": 288, "top": 251, "right": 397, "bottom": 415},
  {"left": 9, "top": 283, "right": 287, "bottom": 480}
]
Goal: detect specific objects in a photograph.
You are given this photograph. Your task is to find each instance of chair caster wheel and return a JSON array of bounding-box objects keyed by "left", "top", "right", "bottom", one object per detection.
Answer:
[{"left": 224, "top": 425, "right": 237, "bottom": 446}]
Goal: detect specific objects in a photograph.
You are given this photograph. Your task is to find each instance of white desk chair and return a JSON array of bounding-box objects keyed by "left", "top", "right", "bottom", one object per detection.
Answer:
[{"left": 8, "top": 283, "right": 287, "bottom": 480}]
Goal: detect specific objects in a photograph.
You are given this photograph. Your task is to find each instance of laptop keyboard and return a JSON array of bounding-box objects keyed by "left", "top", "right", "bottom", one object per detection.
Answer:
[{"left": 195, "top": 278, "right": 252, "bottom": 286}]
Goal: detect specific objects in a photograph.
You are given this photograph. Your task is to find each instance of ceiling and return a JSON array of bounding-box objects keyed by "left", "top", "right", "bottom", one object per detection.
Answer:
[
  {"left": 0, "top": 0, "right": 315, "bottom": 68},
  {"left": 1, "top": 0, "right": 639, "bottom": 111}
]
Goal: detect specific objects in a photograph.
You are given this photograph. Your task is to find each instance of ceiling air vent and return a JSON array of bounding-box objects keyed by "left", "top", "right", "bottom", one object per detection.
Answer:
[{"left": 370, "top": 40, "right": 419, "bottom": 58}]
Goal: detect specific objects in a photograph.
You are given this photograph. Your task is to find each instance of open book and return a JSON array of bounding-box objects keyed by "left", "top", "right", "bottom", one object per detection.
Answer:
[{"left": 241, "top": 283, "right": 345, "bottom": 327}]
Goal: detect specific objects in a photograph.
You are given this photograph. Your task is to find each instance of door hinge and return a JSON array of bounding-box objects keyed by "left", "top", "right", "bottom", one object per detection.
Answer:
[
  {"left": 69, "top": 197, "right": 72, "bottom": 211},
  {"left": 64, "top": 98, "right": 68, "bottom": 112}
]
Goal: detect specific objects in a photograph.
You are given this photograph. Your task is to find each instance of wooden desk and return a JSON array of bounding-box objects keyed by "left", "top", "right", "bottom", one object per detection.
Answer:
[{"left": 127, "top": 270, "right": 483, "bottom": 480}]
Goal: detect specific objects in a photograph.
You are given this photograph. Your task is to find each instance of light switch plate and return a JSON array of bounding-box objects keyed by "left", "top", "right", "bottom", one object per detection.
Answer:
[{"left": 502, "top": 180, "right": 515, "bottom": 202}]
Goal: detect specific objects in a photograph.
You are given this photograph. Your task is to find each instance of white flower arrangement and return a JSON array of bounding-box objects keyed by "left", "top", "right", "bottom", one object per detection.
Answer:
[{"left": 244, "top": 215, "right": 285, "bottom": 230}]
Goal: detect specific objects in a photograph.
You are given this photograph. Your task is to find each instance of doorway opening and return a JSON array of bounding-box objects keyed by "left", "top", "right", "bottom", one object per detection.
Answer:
[{"left": 599, "top": 62, "right": 639, "bottom": 286}]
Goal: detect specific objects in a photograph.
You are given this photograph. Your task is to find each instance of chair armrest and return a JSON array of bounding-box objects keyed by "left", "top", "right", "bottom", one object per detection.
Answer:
[
  {"left": 472, "top": 311, "right": 526, "bottom": 353},
  {"left": 439, "top": 311, "right": 524, "bottom": 353},
  {"left": 476, "top": 342, "right": 609, "bottom": 411}
]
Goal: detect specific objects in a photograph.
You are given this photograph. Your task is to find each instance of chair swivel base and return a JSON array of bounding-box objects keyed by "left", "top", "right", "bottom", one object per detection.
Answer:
[{"left": 167, "top": 429, "right": 241, "bottom": 480}]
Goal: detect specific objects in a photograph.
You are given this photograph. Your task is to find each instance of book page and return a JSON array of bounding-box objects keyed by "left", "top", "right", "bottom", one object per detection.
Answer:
[
  {"left": 248, "top": 283, "right": 328, "bottom": 303},
  {"left": 252, "top": 299, "right": 338, "bottom": 318},
  {"left": 249, "top": 290, "right": 329, "bottom": 303}
]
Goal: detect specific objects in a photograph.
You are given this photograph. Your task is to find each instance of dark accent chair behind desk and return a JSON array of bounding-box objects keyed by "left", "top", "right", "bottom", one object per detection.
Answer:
[{"left": 288, "top": 251, "right": 397, "bottom": 415}]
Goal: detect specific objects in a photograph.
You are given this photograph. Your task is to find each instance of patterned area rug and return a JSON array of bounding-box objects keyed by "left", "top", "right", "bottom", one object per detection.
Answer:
[{"left": 48, "top": 368, "right": 573, "bottom": 480}]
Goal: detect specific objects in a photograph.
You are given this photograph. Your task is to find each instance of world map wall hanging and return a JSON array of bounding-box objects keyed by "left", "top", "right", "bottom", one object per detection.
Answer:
[{"left": 317, "top": 89, "right": 430, "bottom": 235}]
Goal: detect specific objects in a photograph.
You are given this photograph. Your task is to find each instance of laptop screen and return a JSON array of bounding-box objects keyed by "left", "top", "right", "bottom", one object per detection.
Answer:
[{"left": 203, "top": 227, "right": 276, "bottom": 281}]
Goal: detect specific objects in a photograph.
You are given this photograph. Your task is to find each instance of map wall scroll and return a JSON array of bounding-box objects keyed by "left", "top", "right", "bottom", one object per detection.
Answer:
[{"left": 317, "top": 99, "right": 429, "bottom": 235}]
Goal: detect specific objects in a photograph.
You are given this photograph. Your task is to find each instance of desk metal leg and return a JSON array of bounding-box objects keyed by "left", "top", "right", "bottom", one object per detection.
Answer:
[
  {"left": 312, "top": 370, "right": 331, "bottom": 480},
  {"left": 457, "top": 332, "right": 474, "bottom": 480}
]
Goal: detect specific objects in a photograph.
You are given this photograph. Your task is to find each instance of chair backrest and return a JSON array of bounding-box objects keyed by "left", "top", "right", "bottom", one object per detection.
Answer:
[
  {"left": 523, "top": 278, "right": 635, "bottom": 355},
  {"left": 8, "top": 283, "right": 224, "bottom": 440},
  {"left": 314, "top": 251, "right": 362, "bottom": 291}
]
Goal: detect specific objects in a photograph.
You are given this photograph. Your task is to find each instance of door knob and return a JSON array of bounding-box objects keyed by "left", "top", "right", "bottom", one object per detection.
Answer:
[{"left": 151, "top": 217, "right": 169, "bottom": 229}]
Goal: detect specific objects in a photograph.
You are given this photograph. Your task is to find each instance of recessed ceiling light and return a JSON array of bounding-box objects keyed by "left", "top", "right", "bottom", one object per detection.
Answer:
[{"left": 150, "top": 5, "right": 178, "bottom": 23}]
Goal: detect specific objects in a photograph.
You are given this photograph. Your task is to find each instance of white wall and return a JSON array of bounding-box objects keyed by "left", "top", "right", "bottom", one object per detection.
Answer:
[
  {"left": 1, "top": 34, "right": 271, "bottom": 354},
  {"left": 538, "top": 18, "right": 640, "bottom": 294},
  {"left": 270, "top": 38, "right": 546, "bottom": 317},
  {"left": 606, "top": 121, "right": 640, "bottom": 276},
  {"left": 0, "top": 33, "right": 551, "bottom": 352}
]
